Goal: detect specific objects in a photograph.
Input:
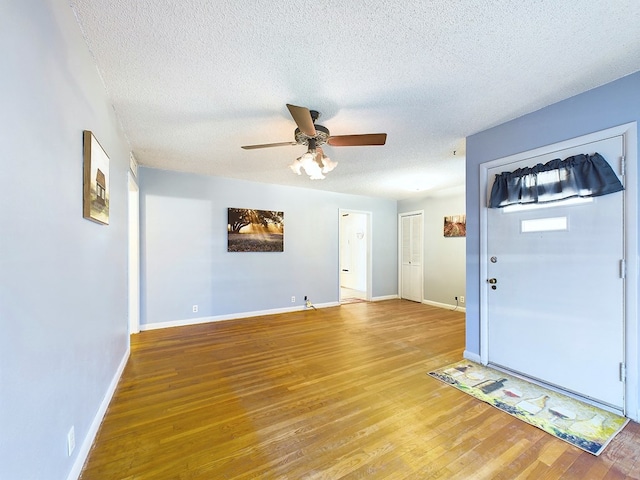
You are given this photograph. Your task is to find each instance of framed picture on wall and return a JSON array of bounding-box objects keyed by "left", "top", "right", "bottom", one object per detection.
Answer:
[
  {"left": 227, "top": 208, "right": 284, "bottom": 252},
  {"left": 444, "top": 214, "right": 466, "bottom": 237},
  {"left": 83, "top": 130, "right": 110, "bottom": 225}
]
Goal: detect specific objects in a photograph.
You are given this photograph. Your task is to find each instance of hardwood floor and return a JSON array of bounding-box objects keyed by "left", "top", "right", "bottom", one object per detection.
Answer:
[{"left": 80, "top": 300, "right": 640, "bottom": 479}]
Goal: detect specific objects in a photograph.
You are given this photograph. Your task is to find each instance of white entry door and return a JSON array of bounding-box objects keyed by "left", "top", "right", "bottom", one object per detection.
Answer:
[
  {"left": 487, "top": 135, "right": 625, "bottom": 409},
  {"left": 401, "top": 212, "right": 423, "bottom": 302}
]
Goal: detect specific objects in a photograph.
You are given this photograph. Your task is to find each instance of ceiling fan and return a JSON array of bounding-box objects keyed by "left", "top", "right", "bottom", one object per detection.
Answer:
[{"left": 241, "top": 104, "right": 387, "bottom": 179}]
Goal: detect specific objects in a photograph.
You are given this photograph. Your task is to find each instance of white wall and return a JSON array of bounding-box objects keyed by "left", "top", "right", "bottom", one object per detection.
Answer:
[
  {"left": 398, "top": 189, "right": 466, "bottom": 307},
  {"left": 139, "top": 167, "right": 398, "bottom": 327},
  {"left": 0, "top": 1, "right": 130, "bottom": 478}
]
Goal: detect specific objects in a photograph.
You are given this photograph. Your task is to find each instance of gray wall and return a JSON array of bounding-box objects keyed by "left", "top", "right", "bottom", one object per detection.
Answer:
[
  {"left": 0, "top": 1, "right": 131, "bottom": 479},
  {"left": 139, "top": 168, "right": 398, "bottom": 326},
  {"left": 398, "top": 189, "right": 466, "bottom": 306}
]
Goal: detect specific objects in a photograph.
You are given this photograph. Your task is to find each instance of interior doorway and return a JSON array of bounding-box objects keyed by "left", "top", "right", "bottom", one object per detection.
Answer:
[{"left": 339, "top": 210, "right": 371, "bottom": 303}]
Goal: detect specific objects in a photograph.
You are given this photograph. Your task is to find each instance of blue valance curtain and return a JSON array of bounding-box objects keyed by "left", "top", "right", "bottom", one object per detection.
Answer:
[{"left": 489, "top": 152, "right": 624, "bottom": 208}]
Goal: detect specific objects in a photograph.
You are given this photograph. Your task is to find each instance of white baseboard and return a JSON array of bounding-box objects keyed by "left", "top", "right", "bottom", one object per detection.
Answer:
[
  {"left": 67, "top": 345, "right": 130, "bottom": 480},
  {"left": 463, "top": 350, "right": 482, "bottom": 364},
  {"left": 140, "top": 302, "right": 341, "bottom": 331},
  {"left": 307, "top": 301, "right": 340, "bottom": 309},
  {"left": 371, "top": 294, "right": 399, "bottom": 301},
  {"left": 422, "top": 299, "right": 466, "bottom": 313},
  {"left": 140, "top": 295, "right": 472, "bottom": 332}
]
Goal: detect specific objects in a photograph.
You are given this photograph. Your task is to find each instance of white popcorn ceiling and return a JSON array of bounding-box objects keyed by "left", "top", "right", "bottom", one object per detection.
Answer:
[{"left": 69, "top": 0, "right": 640, "bottom": 199}]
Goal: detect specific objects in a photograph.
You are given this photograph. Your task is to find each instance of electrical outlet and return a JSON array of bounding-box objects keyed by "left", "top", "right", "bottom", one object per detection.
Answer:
[
  {"left": 192, "top": 305, "right": 198, "bottom": 313},
  {"left": 460, "top": 296, "right": 465, "bottom": 304},
  {"left": 67, "top": 426, "right": 75, "bottom": 456},
  {"left": 291, "top": 296, "right": 295, "bottom": 303}
]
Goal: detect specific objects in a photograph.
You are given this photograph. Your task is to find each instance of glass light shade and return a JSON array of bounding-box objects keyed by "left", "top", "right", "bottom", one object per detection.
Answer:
[
  {"left": 290, "top": 151, "right": 338, "bottom": 180},
  {"left": 289, "top": 158, "right": 303, "bottom": 175},
  {"left": 300, "top": 152, "right": 324, "bottom": 179},
  {"left": 320, "top": 156, "right": 337, "bottom": 173}
]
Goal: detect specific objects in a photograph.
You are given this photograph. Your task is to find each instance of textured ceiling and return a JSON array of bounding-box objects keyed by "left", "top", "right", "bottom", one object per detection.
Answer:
[{"left": 69, "top": 0, "right": 640, "bottom": 200}]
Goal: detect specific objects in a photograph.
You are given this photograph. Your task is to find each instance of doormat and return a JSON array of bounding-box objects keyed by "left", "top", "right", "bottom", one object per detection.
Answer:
[{"left": 428, "top": 360, "right": 629, "bottom": 455}]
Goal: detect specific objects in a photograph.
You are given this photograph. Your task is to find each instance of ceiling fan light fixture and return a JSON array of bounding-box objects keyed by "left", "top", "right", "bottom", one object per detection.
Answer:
[
  {"left": 289, "top": 158, "right": 303, "bottom": 175},
  {"left": 290, "top": 151, "right": 327, "bottom": 180},
  {"left": 319, "top": 155, "right": 337, "bottom": 174}
]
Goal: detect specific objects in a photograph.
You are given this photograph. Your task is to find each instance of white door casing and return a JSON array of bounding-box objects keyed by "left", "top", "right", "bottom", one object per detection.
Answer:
[{"left": 128, "top": 172, "right": 140, "bottom": 335}]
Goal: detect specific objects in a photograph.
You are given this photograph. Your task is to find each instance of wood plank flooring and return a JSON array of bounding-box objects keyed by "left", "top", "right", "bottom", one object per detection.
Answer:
[{"left": 80, "top": 300, "right": 640, "bottom": 479}]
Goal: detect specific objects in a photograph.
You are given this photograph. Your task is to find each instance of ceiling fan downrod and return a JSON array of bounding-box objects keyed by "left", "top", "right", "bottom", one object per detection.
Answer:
[{"left": 307, "top": 138, "right": 317, "bottom": 152}]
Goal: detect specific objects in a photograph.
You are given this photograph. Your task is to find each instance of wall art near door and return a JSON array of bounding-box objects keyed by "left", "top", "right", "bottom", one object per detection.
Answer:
[
  {"left": 83, "top": 130, "right": 110, "bottom": 225},
  {"left": 444, "top": 214, "right": 466, "bottom": 237},
  {"left": 227, "top": 208, "right": 284, "bottom": 252}
]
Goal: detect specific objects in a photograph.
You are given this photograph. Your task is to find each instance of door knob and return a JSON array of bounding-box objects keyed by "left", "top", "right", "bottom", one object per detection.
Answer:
[{"left": 488, "top": 278, "right": 497, "bottom": 284}]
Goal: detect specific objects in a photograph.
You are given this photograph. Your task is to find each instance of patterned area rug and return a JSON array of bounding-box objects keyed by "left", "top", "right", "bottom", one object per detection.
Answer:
[{"left": 429, "top": 360, "right": 629, "bottom": 455}]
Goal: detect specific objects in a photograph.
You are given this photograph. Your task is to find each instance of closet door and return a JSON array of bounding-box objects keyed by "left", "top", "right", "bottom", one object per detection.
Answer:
[{"left": 401, "top": 213, "right": 423, "bottom": 302}]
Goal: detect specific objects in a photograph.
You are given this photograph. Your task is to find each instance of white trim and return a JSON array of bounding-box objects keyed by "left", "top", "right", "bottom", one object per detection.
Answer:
[
  {"left": 372, "top": 294, "right": 399, "bottom": 302},
  {"left": 478, "top": 122, "right": 638, "bottom": 421},
  {"left": 129, "top": 152, "right": 138, "bottom": 178},
  {"left": 622, "top": 122, "right": 639, "bottom": 421},
  {"left": 66, "top": 346, "right": 130, "bottom": 480},
  {"left": 140, "top": 302, "right": 341, "bottom": 331},
  {"left": 479, "top": 162, "right": 490, "bottom": 366},
  {"left": 423, "top": 299, "right": 466, "bottom": 313},
  {"left": 128, "top": 173, "right": 140, "bottom": 335},
  {"left": 463, "top": 350, "right": 482, "bottom": 363}
]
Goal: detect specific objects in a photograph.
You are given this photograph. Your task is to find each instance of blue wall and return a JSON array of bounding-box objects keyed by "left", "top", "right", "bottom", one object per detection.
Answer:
[
  {"left": 139, "top": 168, "right": 398, "bottom": 326},
  {"left": 465, "top": 72, "right": 640, "bottom": 354},
  {"left": 0, "top": 1, "right": 131, "bottom": 479}
]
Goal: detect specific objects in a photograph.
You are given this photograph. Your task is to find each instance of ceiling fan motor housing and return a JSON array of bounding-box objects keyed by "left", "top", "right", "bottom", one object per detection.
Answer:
[{"left": 295, "top": 124, "right": 330, "bottom": 146}]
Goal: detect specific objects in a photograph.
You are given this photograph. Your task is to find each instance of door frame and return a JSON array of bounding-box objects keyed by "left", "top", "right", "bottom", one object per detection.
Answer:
[
  {"left": 338, "top": 209, "right": 372, "bottom": 301},
  {"left": 478, "top": 122, "right": 638, "bottom": 420},
  {"left": 128, "top": 172, "right": 140, "bottom": 335},
  {"left": 398, "top": 210, "right": 424, "bottom": 302}
]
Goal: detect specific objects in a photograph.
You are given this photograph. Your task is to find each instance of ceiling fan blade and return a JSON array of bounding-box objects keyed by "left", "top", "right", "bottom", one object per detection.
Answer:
[
  {"left": 327, "top": 133, "right": 387, "bottom": 147},
  {"left": 286, "top": 104, "right": 316, "bottom": 137},
  {"left": 241, "top": 141, "right": 298, "bottom": 150}
]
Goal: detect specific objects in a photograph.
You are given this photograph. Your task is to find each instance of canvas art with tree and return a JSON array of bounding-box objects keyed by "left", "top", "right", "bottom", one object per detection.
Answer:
[{"left": 227, "top": 208, "right": 284, "bottom": 252}]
